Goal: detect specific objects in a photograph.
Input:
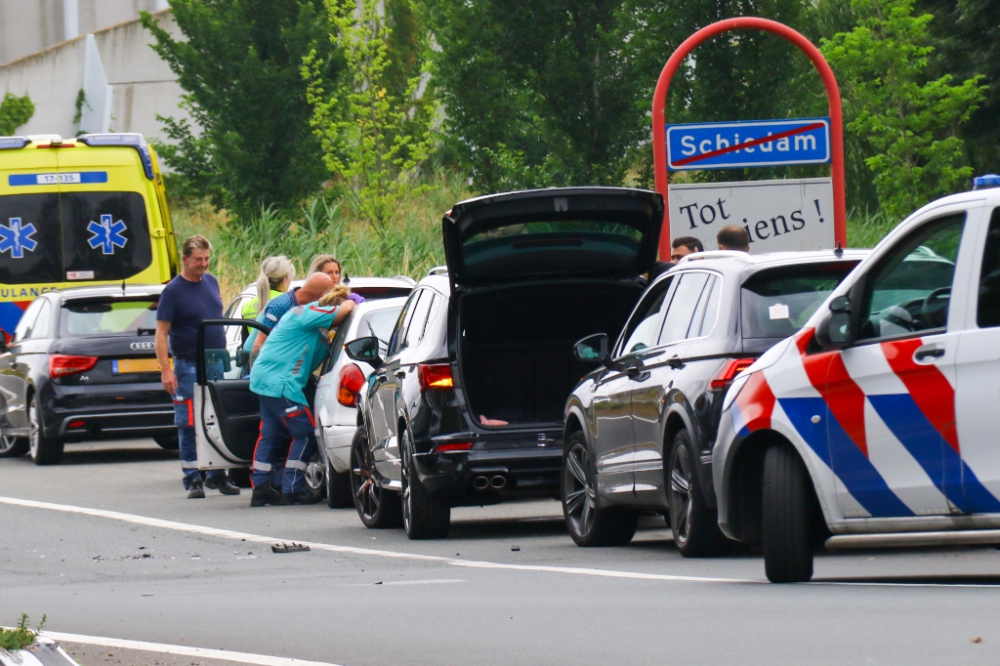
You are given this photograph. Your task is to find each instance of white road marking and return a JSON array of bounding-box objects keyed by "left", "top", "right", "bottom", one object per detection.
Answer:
[
  {"left": 0, "top": 495, "right": 752, "bottom": 584},
  {"left": 44, "top": 631, "right": 342, "bottom": 666}
]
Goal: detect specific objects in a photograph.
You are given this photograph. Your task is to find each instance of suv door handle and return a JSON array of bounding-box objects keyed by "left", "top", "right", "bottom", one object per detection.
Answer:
[{"left": 914, "top": 345, "right": 946, "bottom": 361}]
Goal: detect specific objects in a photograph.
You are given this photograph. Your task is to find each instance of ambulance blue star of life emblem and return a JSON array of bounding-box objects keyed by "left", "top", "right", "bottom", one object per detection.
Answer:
[
  {"left": 87, "top": 214, "right": 128, "bottom": 255},
  {"left": 0, "top": 218, "right": 38, "bottom": 259}
]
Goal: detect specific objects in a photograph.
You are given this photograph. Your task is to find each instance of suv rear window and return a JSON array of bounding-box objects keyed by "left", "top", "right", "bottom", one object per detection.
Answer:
[
  {"left": 60, "top": 299, "right": 159, "bottom": 337},
  {"left": 741, "top": 262, "right": 859, "bottom": 342}
]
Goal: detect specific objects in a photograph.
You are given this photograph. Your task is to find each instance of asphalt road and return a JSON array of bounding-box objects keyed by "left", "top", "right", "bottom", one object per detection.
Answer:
[{"left": 2, "top": 439, "right": 1000, "bottom": 666}]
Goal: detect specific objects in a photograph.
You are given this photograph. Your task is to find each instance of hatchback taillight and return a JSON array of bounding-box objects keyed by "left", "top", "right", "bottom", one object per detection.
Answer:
[
  {"left": 418, "top": 363, "right": 453, "bottom": 391},
  {"left": 709, "top": 358, "right": 756, "bottom": 390},
  {"left": 337, "top": 363, "right": 366, "bottom": 407},
  {"left": 50, "top": 354, "right": 99, "bottom": 378}
]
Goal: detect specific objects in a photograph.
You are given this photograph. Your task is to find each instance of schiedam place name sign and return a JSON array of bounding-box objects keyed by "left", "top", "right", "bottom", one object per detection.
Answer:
[{"left": 651, "top": 18, "right": 848, "bottom": 257}]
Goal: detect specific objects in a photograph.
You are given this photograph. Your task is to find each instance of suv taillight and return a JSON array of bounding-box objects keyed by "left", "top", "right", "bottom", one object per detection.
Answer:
[
  {"left": 337, "top": 363, "right": 366, "bottom": 407},
  {"left": 418, "top": 363, "right": 453, "bottom": 391},
  {"left": 709, "top": 358, "right": 756, "bottom": 390},
  {"left": 50, "top": 354, "right": 98, "bottom": 378}
]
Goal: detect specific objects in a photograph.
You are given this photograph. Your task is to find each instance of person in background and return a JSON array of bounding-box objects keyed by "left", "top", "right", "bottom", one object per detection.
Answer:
[
  {"left": 242, "top": 256, "right": 296, "bottom": 320},
  {"left": 155, "top": 235, "right": 241, "bottom": 499},
  {"left": 308, "top": 254, "right": 364, "bottom": 305},
  {"left": 671, "top": 236, "right": 705, "bottom": 261},
  {"left": 717, "top": 225, "right": 751, "bottom": 252},
  {"left": 249, "top": 277, "right": 353, "bottom": 506}
]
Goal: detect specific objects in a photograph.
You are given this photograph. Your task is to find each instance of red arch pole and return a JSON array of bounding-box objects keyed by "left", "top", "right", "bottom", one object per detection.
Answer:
[{"left": 652, "top": 17, "right": 847, "bottom": 259}]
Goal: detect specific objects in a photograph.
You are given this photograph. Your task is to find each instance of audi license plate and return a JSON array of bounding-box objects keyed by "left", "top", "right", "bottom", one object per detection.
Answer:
[{"left": 113, "top": 358, "right": 164, "bottom": 374}]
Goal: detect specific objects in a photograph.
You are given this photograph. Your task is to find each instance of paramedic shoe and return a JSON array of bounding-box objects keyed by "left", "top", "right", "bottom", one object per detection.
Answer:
[
  {"left": 205, "top": 475, "right": 241, "bottom": 496},
  {"left": 281, "top": 491, "right": 323, "bottom": 505},
  {"left": 250, "top": 481, "right": 284, "bottom": 507},
  {"left": 186, "top": 478, "right": 205, "bottom": 500}
]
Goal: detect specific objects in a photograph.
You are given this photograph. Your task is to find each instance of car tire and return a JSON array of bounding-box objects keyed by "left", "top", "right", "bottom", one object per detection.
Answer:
[
  {"left": 561, "top": 431, "right": 638, "bottom": 547},
  {"left": 304, "top": 452, "right": 327, "bottom": 500},
  {"left": 351, "top": 427, "right": 402, "bottom": 528},
  {"left": 29, "top": 397, "right": 64, "bottom": 466},
  {"left": 762, "top": 443, "right": 814, "bottom": 583},
  {"left": 228, "top": 467, "right": 253, "bottom": 488},
  {"left": 326, "top": 450, "right": 353, "bottom": 509},
  {"left": 0, "top": 432, "right": 28, "bottom": 458},
  {"left": 401, "top": 428, "right": 450, "bottom": 540},
  {"left": 667, "top": 429, "right": 730, "bottom": 557},
  {"left": 153, "top": 434, "right": 179, "bottom": 450}
]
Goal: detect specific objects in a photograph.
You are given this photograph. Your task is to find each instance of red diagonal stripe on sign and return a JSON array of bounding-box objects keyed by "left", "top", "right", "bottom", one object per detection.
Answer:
[{"left": 671, "top": 121, "right": 826, "bottom": 167}]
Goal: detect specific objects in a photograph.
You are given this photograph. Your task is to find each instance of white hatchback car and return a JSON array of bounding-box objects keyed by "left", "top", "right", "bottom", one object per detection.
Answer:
[{"left": 714, "top": 176, "right": 1000, "bottom": 582}]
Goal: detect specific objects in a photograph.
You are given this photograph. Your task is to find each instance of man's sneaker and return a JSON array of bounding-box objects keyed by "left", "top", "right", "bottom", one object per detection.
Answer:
[
  {"left": 205, "top": 475, "right": 241, "bottom": 496},
  {"left": 250, "top": 481, "right": 284, "bottom": 507},
  {"left": 281, "top": 491, "right": 322, "bottom": 505},
  {"left": 186, "top": 478, "right": 205, "bottom": 499}
]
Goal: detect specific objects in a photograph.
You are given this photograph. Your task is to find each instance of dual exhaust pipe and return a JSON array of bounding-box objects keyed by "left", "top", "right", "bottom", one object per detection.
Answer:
[{"left": 472, "top": 474, "right": 507, "bottom": 491}]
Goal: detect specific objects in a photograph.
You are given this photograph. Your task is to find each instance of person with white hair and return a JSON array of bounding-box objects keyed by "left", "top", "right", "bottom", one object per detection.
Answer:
[{"left": 241, "top": 255, "right": 296, "bottom": 320}]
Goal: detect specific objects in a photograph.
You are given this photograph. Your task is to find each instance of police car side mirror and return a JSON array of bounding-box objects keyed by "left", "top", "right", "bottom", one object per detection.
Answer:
[
  {"left": 815, "top": 295, "right": 855, "bottom": 349},
  {"left": 344, "top": 336, "right": 383, "bottom": 369}
]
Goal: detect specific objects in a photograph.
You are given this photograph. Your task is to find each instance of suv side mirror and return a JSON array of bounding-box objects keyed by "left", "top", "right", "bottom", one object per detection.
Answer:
[
  {"left": 344, "top": 336, "right": 383, "bottom": 369},
  {"left": 815, "top": 295, "right": 855, "bottom": 348},
  {"left": 573, "top": 333, "right": 614, "bottom": 369}
]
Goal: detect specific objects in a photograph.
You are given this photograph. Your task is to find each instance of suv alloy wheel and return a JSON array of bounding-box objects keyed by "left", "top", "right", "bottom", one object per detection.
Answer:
[
  {"left": 351, "top": 427, "right": 402, "bottom": 528},
  {"left": 561, "top": 431, "right": 637, "bottom": 547},
  {"left": 667, "top": 430, "right": 729, "bottom": 557}
]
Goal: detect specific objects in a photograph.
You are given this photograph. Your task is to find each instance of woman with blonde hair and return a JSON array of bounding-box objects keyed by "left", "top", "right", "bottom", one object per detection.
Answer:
[
  {"left": 308, "top": 254, "right": 364, "bottom": 304},
  {"left": 242, "top": 255, "right": 296, "bottom": 319}
]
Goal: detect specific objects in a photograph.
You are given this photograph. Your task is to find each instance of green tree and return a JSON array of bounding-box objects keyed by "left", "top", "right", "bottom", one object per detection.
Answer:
[
  {"left": 0, "top": 92, "right": 34, "bottom": 135},
  {"left": 304, "top": 0, "right": 435, "bottom": 236},
  {"left": 140, "top": 1, "right": 338, "bottom": 219},
  {"left": 821, "top": 0, "right": 985, "bottom": 218}
]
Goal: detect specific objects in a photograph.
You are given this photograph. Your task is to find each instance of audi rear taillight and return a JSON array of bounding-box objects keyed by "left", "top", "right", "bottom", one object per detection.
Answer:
[
  {"left": 436, "top": 442, "right": 473, "bottom": 453},
  {"left": 709, "top": 358, "right": 756, "bottom": 390},
  {"left": 418, "top": 363, "right": 453, "bottom": 391},
  {"left": 50, "top": 354, "right": 98, "bottom": 378},
  {"left": 337, "top": 363, "right": 366, "bottom": 407}
]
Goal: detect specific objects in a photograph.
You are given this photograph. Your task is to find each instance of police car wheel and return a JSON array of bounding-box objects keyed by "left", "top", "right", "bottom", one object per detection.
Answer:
[
  {"left": 562, "top": 431, "right": 637, "bottom": 547},
  {"left": 28, "top": 397, "right": 64, "bottom": 466},
  {"left": 762, "top": 443, "right": 814, "bottom": 583},
  {"left": 667, "top": 430, "right": 730, "bottom": 557},
  {"left": 325, "top": 453, "right": 353, "bottom": 509},
  {"left": 0, "top": 433, "right": 28, "bottom": 458},
  {"left": 351, "top": 427, "right": 402, "bottom": 528},
  {"left": 401, "top": 428, "right": 450, "bottom": 540}
]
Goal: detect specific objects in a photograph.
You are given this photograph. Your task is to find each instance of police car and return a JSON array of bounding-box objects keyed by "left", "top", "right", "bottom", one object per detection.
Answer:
[{"left": 714, "top": 175, "right": 1000, "bottom": 582}]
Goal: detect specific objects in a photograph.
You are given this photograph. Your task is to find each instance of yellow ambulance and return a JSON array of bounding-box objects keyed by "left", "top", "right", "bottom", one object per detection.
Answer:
[{"left": 0, "top": 133, "right": 178, "bottom": 337}]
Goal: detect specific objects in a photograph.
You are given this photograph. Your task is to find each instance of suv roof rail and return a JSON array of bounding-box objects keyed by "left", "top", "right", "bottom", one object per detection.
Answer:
[
  {"left": 427, "top": 266, "right": 448, "bottom": 276},
  {"left": 677, "top": 250, "right": 753, "bottom": 265}
]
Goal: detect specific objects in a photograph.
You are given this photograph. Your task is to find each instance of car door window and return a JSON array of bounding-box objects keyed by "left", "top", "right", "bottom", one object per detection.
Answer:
[
  {"left": 12, "top": 300, "right": 43, "bottom": 343},
  {"left": 617, "top": 277, "right": 673, "bottom": 356},
  {"left": 857, "top": 213, "right": 965, "bottom": 342},
  {"left": 25, "top": 300, "right": 52, "bottom": 339},
  {"left": 696, "top": 277, "right": 721, "bottom": 337},
  {"left": 388, "top": 290, "right": 422, "bottom": 356},
  {"left": 401, "top": 290, "right": 434, "bottom": 351},
  {"left": 658, "top": 272, "right": 711, "bottom": 346},
  {"left": 976, "top": 208, "right": 1000, "bottom": 328}
]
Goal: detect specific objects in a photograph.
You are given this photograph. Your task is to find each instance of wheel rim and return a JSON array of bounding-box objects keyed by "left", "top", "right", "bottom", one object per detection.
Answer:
[
  {"left": 669, "top": 443, "right": 694, "bottom": 547},
  {"left": 563, "top": 442, "right": 596, "bottom": 537},
  {"left": 401, "top": 433, "right": 412, "bottom": 532},
  {"left": 0, "top": 433, "right": 18, "bottom": 454},
  {"left": 304, "top": 456, "right": 324, "bottom": 493},
  {"left": 28, "top": 403, "right": 39, "bottom": 460},
  {"left": 325, "top": 456, "right": 334, "bottom": 497},
  {"left": 351, "top": 438, "right": 380, "bottom": 519}
]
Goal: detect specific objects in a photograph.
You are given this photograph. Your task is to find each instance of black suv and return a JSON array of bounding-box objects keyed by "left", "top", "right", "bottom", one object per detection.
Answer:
[
  {"left": 0, "top": 285, "right": 176, "bottom": 465},
  {"left": 562, "top": 250, "right": 866, "bottom": 554},
  {"left": 345, "top": 187, "right": 664, "bottom": 539}
]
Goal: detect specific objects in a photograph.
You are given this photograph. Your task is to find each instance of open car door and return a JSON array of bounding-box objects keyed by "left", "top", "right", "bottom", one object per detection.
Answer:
[{"left": 194, "top": 318, "right": 270, "bottom": 470}]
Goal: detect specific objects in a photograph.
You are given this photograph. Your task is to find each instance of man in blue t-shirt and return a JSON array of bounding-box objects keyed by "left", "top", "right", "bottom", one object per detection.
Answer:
[{"left": 155, "top": 235, "right": 240, "bottom": 499}]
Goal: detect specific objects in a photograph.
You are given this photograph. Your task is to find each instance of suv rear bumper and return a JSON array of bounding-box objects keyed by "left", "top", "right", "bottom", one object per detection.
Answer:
[{"left": 42, "top": 382, "right": 174, "bottom": 439}]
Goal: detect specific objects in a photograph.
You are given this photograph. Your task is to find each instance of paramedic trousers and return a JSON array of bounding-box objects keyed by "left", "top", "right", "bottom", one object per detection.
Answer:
[
  {"left": 251, "top": 395, "right": 318, "bottom": 494},
  {"left": 173, "top": 358, "right": 224, "bottom": 489}
]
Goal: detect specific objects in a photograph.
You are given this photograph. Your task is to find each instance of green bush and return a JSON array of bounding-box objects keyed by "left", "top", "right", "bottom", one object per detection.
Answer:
[{"left": 0, "top": 614, "right": 45, "bottom": 651}]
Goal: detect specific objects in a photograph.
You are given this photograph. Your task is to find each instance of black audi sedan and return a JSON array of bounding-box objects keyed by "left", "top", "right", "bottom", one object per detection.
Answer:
[
  {"left": 0, "top": 285, "right": 175, "bottom": 465},
  {"left": 562, "top": 249, "right": 867, "bottom": 555},
  {"left": 343, "top": 187, "right": 664, "bottom": 539}
]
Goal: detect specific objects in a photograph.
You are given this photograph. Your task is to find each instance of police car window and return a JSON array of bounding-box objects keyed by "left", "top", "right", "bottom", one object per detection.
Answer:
[
  {"left": 858, "top": 213, "right": 965, "bottom": 342},
  {"left": 0, "top": 194, "right": 63, "bottom": 285},
  {"left": 388, "top": 290, "right": 422, "bottom": 356},
  {"left": 60, "top": 299, "right": 159, "bottom": 337},
  {"left": 61, "top": 192, "right": 153, "bottom": 281},
  {"left": 13, "top": 299, "right": 43, "bottom": 343},
  {"left": 976, "top": 208, "right": 1000, "bottom": 328},
  {"left": 659, "top": 272, "right": 711, "bottom": 346},
  {"left": 618, "top": 277, "right": 672, "bottom": 356},
  {"left": 402, "top": 290, "right": 434, "bottom": 350},
  {"left": 25, "top": 300, "right": 52, "bottom": 339}
]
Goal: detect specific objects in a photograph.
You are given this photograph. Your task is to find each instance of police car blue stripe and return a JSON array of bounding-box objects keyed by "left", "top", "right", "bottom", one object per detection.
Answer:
[
  {"left": 779, "top": 397, "right": 914, "bottom": 518},
  {"left": 868, "top": 394, "right": 1000, "bottom": 514}
]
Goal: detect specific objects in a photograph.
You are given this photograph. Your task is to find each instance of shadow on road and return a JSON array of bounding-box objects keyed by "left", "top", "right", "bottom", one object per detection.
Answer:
[
  {"left": 814, "top": 574, "right": 1000, "bottom": 586},
  {"left": 42, "top": 440, "right": 176, "bottom": 466},
  {"left": 448, "top": 516, "right": 567, "bottom": 540}
]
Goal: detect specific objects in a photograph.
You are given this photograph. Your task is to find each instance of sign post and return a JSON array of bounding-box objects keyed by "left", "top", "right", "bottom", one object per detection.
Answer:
[{"left": 652, "top": 17, "right": 847, "bottom": 258}]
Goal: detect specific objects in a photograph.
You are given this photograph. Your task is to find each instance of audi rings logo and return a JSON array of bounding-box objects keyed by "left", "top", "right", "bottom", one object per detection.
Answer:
[{"left": 130, "top": 341, "right": 156, "bottom": 351}]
